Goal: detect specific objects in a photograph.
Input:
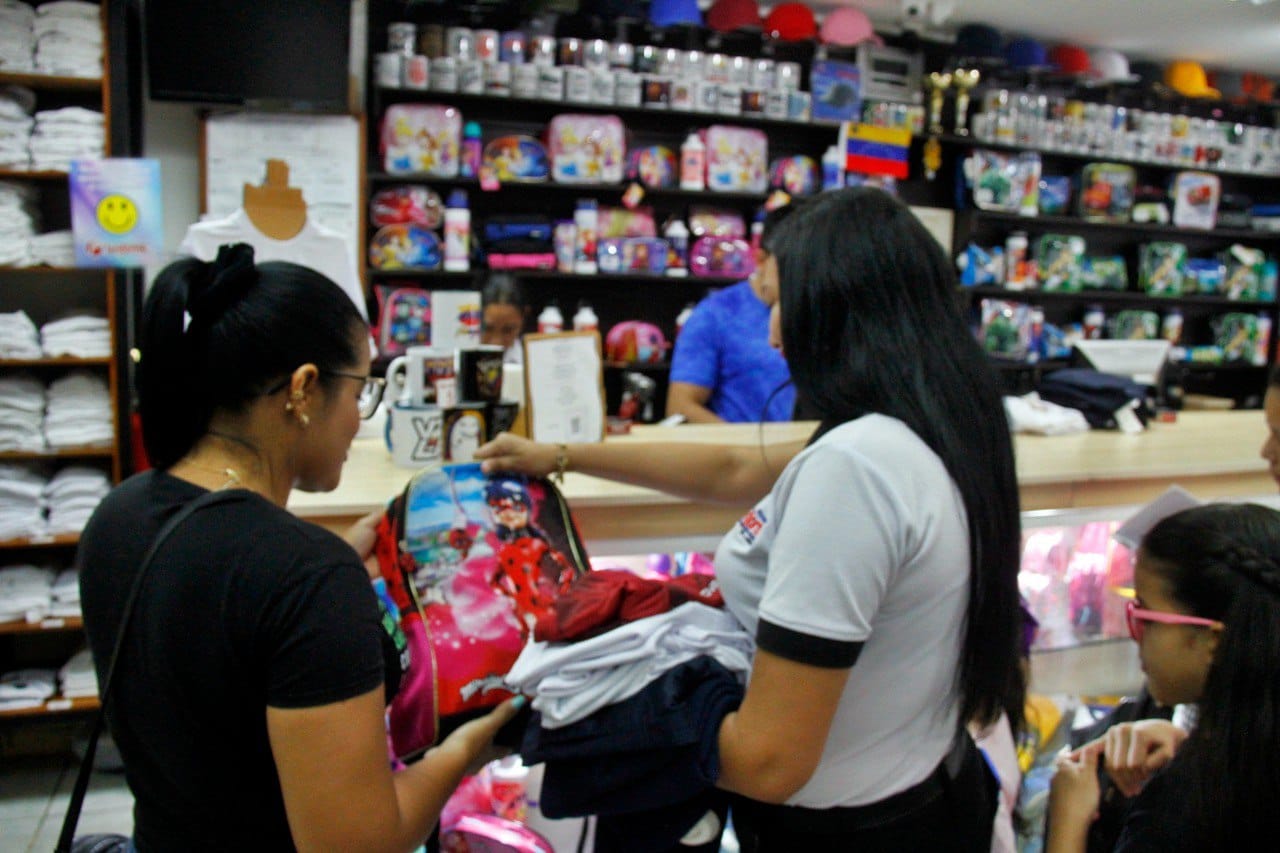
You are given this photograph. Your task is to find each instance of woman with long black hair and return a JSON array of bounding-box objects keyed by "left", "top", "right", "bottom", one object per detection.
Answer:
[{"left": 477, "top": 187, "right": 1025, "bottom": 850}]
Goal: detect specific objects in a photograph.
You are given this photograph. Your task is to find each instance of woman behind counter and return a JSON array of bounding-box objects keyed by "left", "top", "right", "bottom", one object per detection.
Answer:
[
  {"left": 78, "top": 244, "right": 517, "bottom": 852},
  {"left": 477, "top": 187, "right": 1025, "bottom": 851}
]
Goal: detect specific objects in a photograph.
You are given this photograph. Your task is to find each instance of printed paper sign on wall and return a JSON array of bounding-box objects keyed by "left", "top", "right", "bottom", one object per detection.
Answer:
[{"left": 70, "top": 158, "right": 164, "bottom": 268}]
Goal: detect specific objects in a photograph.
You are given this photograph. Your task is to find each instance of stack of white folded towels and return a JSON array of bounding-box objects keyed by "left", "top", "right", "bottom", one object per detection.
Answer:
[
  {"left": 0, "top": 310, "right": 42, "bottom": 359},
  {"left": 0, "top": 1, "right": 36, "bottom": 73},
  {"left": 30, "top": 107, "right": 102, "bottom": 172},
  {"left": 41, "top": 313, "right": 110, "bottom": 358},
  {"left": 59, "top": 647, "right": 97, "bottom": 698},
  {"left": 28, "top": 228, "right": 75, "bottom": 265},
  {"left": 0, "top": 85, "right": 35, "bottom": 169},
  {"left": 44, "top": 371, "right": 112, "bottom": 449},
  {"left": 0, "top": 667, "right": 56, "bottom": 710},
  {"left": 44, "top": 464, "right": 109, "bottom": 534},
  {"left": 0, "top": 181, "right": 38, "bottom": 266},
  {"left": 33, "top": 1, "right": 100, "bottom": 78},
  {"left": 0, "top": 563, "right": 54, "bottom": 623},
  {"left": 0, "top": 374, "right": 45, "bottom": 452},
  {"left": 0, "top": 463, "right": 47, "bottom": 541},
  {"left": 49, "top": 566, "right": 80, "bottom": 618}
]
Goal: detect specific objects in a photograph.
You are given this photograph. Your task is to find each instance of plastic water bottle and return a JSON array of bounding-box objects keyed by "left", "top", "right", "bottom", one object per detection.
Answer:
[
  {"left": 443, "top": 189, "right": 470, "bottom": 272},
  {"left": 537, "top": 301, "right": 564, "bottom": 333},
  {"left": 680, "top": 131, "right": 705, "bottom": 191},
  {"left": 572, "top": 300, "right": 598, "bottom": 331}
]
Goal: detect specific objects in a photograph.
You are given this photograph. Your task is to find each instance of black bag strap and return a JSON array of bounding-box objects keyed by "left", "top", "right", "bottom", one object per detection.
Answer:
[{"left": 56, "top": 489, "right": 245, "bottom": 853}]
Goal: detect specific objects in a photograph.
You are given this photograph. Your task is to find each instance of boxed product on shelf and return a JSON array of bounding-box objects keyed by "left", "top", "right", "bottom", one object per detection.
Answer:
[
  {"left": 370, "top": 185, "right": 444, "bottom": 228},
  {"left": 1170, "top": 171, "right": 1221, "bottom": 230},
  {"left": 547, "top": 114, "right": 625, "bottom": 184},
  {"left": 1080, "top": 256, "right": 1128, "bottom": 291},
  {"left": 374, "top": 285, "right": 431, "bottom": 357},
  {"left": 1037, "top": 176, "right": 1072, "bottom": 216},
  {"left": 1185, "top": 257, "right": 1227, "bottom": 295},
  {"left": 1138, "top": 242, "right": 1188, "bottom": 296},
  {"left": 598, "top": 206, "right": 656, "bottom": 238},
  {"left": 705, "top": 125, "right": 768, "bottom": 194},
  {"left": 381, "top": 104, "right": 462, "bottom": 176},
  {"left": 809, "top": 60, "right": 862, "bottom": 123},
  {"left": 1214, "top": 312, "right": 1263, "bottom": 363},
  {"left": 1108, "top": 310, "right": 1160, "bottom": 340},
  {"left": 688, "top": 205, "right": 746, "bottom": 238},
  {"left": 369, "top": 223, "right": 442, "bottom": 270},
  {"left": 1221, "top": 244, "right": 1274, "bottom": 301},
  {"left": 978, "top": 299, "right": 1031, "bottom": 361},
  {"left": 689, "top": 236, "right": 753, "bottom": 278},
  {"left": 625, "top": 145, "right": 677, "bottom": 189},
  {"left": 1036, "top": 234, "right": 1086, "bottom": 292},
  {"left": 965, "top": 149, "right": 1041, "bottom": 214},
  {"left": 597, "top": 237, "right": 669, "bottom": 275},
  {"left": 1077, "top": 163, "right": 1136, "bottom": 223},
  {"left": 957, "top": 243, "right": 1004, "bottom": 286},
  {"left": 482, "top": 135, "right": 550, "bottom": 183}
]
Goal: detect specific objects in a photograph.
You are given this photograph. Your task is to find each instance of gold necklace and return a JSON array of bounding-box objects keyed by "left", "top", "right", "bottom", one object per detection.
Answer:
[{"left": 178, "top": 462, "right": 243, "bottom": 491}]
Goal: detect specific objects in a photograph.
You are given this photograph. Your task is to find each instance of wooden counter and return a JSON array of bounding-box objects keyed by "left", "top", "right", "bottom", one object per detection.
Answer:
[{"left": 289, "top": 411, "right": 1274, "bottom": 551}]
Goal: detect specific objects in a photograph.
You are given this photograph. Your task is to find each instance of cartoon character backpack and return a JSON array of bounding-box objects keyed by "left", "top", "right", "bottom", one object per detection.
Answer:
[{"left": 374, "top": 462, "right": 591, "bottom": 759}]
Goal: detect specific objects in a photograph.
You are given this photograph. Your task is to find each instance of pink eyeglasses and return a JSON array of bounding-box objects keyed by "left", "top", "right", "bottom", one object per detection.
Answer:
[{"left": 1125, "top": 598, "right": 1224, "bottom": 643}]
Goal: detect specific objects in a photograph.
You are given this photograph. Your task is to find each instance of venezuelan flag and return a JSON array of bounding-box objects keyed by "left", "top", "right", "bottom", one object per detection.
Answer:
[{"left": 841, "top": 123, "right": 911, "bottom": 179}]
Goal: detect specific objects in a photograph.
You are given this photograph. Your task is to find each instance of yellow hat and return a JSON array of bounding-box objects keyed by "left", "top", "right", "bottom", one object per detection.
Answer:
[{"left": 1165, "top": 60, "right": 1220, "bottom": 98}]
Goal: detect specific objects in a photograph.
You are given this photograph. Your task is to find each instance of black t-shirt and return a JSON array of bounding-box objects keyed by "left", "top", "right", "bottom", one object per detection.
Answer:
[{"left": 78, "top": 471, "right": 402, "bottom": 852}]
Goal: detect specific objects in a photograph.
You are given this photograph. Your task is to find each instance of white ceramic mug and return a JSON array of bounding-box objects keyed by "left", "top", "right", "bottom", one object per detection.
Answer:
[
  {"left": 385, "top": 346, "right": 452, "bottom": 406},
  {"left": 385, "top": 401, "right": 445, "bottom": 469}
]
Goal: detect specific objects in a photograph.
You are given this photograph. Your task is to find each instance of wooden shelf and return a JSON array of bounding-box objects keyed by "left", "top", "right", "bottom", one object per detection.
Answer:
[
  {"left": 0, "top": 169, "right": 69, "bottom": 181},
  {"left": 370, "top": 268, "right": 739, "bottom": 286},
  {"left": 0, "top": 616, "right": 83, "bottom": 635},
  {"left": 967, "top": 209, "right": 1280, "bottom": 243},
  {"left": 0, "top": 71, "right": 101, "bottom": 92},
  {"left": 0, "top": 445, "right": 114, "bottom": 461},
  {"left": 964, "top": 285, "right": 1277, "bottom": 310},
  {"left": 0, "top": 532, "right": 79, "bottom": 550},
  {"left": 0, "top": 695, "right": 98, "bottom": 720},
  {"left": 0, "top": 356, "right": 111, "bottom": 368},
  {"left": 940, "top": 133, "right": 1280, "bottom": 182}
]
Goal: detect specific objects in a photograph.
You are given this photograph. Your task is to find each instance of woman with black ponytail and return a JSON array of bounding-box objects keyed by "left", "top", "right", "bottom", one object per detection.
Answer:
[
  {"left": 1049, "top": 502, "right": 1280, "bottom": 851},
  {"left": 78, "top": 245, "right": 519, "bottom": 852}
]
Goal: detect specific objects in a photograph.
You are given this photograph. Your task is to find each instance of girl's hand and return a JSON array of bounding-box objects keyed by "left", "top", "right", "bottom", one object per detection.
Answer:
[
  {"left": 1049, "top": 748, "right": 1102, "bottom": 834},
  {"left": 343, "top": 510, "right": 383, "bottom": 579},
  {"left": 473, "top": 433, "right": 558, "bottom": 478},
  {"left": 439, "top": 696, "right": 525, "bottom": 777},
  {"left": 1070, "top": 719, "right": 1186, "bottom": 798}
]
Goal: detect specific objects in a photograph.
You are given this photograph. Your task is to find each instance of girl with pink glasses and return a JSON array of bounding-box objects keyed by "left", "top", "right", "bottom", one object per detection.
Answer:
[{"left": 1047, "top": 502, "right": 1280, "bottom": 851}]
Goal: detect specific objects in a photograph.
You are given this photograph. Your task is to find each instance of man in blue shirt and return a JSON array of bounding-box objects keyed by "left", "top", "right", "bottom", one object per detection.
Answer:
[{"left": 667, "top": 204, "right": 797, "bottom": 423}]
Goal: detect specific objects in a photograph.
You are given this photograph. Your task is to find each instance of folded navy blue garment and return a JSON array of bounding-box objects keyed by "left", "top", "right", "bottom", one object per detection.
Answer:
[
  {"left": 593, "top": 790, "right": 730, "bottom": 853},
  {"left": 521, "top": 656, "right": 743, "bottom": 819}
]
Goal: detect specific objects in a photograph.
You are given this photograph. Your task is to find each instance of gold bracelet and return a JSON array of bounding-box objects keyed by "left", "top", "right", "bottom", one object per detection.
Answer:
[{"left": 553, "top": 444, "right": 568, "bottom": 484}]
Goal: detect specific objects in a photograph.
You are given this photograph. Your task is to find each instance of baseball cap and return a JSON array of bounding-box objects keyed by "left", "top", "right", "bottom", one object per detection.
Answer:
[
  {"left": 1210, "top": 69, "right": 1246, "bottom": 101},
  {"left": 953, "top": 23, "right": 1003, "bottom": 62},
  {"left": 1165, "top": 60, "right": 1220, "bottom": 98},
  {"left": 1048, "top": 43, "right": 1091, "bottom": 76},
  {"left": 819, "top": 7, "right": 881, "bottom": 47},
  {"left": 706, "top": 0, "right": 761, "bottom": 33},
  {"left": 763, "top": 2, "right": 817, "bottom": 41},
  {"left": 1243, "top": 71, "right": 1275, "bottom": 102},
  {"left": 1004, "top": 37, "right": 1049, "bottom": 70},
  {"left": 1089, "top": 48, "right": 1139, "bottom": 84},
  {"left": 1129, "top": 59, "right": 1165, "bottom": 91},
  {"left": 649, "top": 0, "right": 702, "bottom": 28}
]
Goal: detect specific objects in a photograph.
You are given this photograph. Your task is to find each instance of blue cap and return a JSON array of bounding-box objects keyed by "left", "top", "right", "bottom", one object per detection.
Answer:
[
  {"left": 1004, "top": 37, "right": 1049, "bottom": 70},
  {"left": 953, "top": 23, "right": 1003, "bottom": 61},
  {"left": 650, "top": 0, "right": 703, "bottom": 28}
]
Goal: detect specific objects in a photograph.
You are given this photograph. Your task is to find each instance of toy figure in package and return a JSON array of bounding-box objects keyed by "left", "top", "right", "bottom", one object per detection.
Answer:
[
  {"left": 1139, "top": 242, "right": 1187, "bottom": 296},
  {"left": 1214, "top": 313, "right": 1260, "bottom": 362},
  {"left": 966, "top": 150, "right": 1041, "bottom": 214},
  {"left": 1108, "top": 310, "right": 1160, "bottom": 340},
  {"left": 1222, "top": 244, "right": 1267, "bottom": 301},
  {"left": 1081, "top": 256, "right": 1128, "bottom": 291},
  {"left": 381, "top": 104, "right": 461, "bottom": 177},
  {"left": 1036, "top": 234, "right": 1086, "bottom": 292},
  {"left": 374, "top": 464, "right": 590, "bottom": 757},
  {"left": 1077, "top": 163, "right": 1136, "bottom": 223},
  {"left": 1171, "top": 171, "right": 1220, "bottom": 230},
  {"left": 979, "top": 299, "right": 1028, "bottom": 360}
]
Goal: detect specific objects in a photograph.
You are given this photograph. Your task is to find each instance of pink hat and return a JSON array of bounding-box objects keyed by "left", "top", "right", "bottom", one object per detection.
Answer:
[{"left": 819, "top": 7, "right": 881, "bottom": 47}]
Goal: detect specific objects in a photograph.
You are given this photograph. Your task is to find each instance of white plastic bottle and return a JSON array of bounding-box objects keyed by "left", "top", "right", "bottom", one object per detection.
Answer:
[
  {"left": 572, "top": 300, "right": 598, "bottom": 331},
  {"left": 821, "top": 144, "right": 843, "bottom": 191},
  {"left": 537, "top": 301, "right": 564, "bottom": 333},
  {"left": 443, "top": 189, "right": 470, "bottom": 272},
  {"left": 663, "top": 218, "right": 689, "bottom": 277},
  {"left": 680, "top": 131, "right": 705, "bottom": 191},
  {"left": 572, "top": 198, "right": 598, "bottom": 275}
]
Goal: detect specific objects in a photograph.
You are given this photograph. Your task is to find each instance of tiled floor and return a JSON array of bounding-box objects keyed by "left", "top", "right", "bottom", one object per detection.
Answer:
[{"left": 1, "top": 756, "right": 133, "bottom": 853}]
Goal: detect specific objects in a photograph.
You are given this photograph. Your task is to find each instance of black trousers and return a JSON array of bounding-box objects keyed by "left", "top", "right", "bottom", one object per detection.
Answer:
[{"left": 731, "top": 734, "right": 998, "bottom": 853}]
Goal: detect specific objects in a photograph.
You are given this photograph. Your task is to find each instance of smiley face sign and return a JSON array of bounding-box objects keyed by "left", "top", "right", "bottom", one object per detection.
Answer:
[{"left": 95, "top": 194, "right": 139, "bottom": 234}]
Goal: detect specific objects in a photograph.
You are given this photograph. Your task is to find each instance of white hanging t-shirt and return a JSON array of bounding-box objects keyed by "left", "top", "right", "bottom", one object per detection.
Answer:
[{"left": 179, "top": 209, "right": 367, "bottom": 321}]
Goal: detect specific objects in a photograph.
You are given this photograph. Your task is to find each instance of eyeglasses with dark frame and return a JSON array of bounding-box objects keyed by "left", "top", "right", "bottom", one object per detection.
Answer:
[
  {"left": 263, "top": 371, "right": 386, "bottom": 420},
  {"left": 1125, "top": 598, "right": 1224, "bottom": 643}
]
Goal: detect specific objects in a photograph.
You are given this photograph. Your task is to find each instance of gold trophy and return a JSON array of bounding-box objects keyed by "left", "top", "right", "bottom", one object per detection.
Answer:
[
  {"left": 952, "top": 68, "right": 981, "bottom": 136},
  {"left": 925, "top": 71, "right": 953, "bottom": 135}
]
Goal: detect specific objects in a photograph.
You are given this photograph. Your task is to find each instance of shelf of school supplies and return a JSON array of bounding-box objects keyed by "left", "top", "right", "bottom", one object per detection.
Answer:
[
  {"left": 965, "top": 285, "right": 1277, "bottom": 310},
  {"left": 936, "top": 133, "right": 1280, "bottom": 182},
  {"left": 0, "top": 616, "right": 83, "bottom": 636},
  {"left": 0, "top": 696, "right": 99, "bottom": 721},
  {"left": 0, "top": 71, "right": 101, "bottom": 92},
  {"left": 366, "top": 172, "right": 773, "bottom": 205},
  {"left": 966, "top": 209, "right": 1279, "bottom": 244},
  {"left": 368, "top": 268, "right": 740, "bottom": 287},
  {"left": 376, "top": 87, "right": 845, "bottom": 143}
]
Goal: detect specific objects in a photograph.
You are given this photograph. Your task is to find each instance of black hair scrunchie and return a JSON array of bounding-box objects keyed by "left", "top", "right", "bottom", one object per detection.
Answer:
[{"left": 186, "top": 243, "right": 258, "bottom": 330}]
